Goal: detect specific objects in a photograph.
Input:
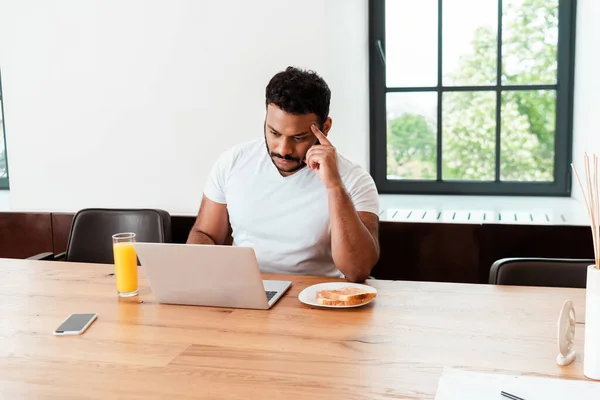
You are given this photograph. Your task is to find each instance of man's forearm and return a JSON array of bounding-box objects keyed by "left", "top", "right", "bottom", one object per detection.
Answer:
[
  {"left": 328, "top": 187, "right": 379, "bottom": 282},
  {"left": 186, "top": 229, "right": 216, "bottom": 245}
]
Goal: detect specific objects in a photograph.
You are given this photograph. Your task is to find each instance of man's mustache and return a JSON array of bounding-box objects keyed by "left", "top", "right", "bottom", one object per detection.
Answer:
[{"left": 270, "top": 153, "right": 301, "bottom": 162}]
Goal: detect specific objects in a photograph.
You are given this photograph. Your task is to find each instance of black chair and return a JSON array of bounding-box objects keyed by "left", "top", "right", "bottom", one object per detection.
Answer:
[
  {"left": 29, "top": 208, "right": 171, "bottom": 264},
  {"left": 489, "top": 257, "right": 594, "bottom": 288}
]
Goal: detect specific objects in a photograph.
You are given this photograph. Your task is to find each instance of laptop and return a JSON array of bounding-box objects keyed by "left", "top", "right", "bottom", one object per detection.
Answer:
[{"left": 134, "top": 242, "right": 292, "bottom": 310}]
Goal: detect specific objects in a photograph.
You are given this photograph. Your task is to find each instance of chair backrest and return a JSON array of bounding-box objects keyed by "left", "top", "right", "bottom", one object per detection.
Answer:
[
  {"left": 65, "top": 208, "right": 172, "bottom": 264},
  {"left": 488, "top": 257, "right": 593, "bottom": 288}
]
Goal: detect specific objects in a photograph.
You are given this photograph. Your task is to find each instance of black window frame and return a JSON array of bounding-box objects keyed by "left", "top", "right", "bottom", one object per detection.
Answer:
[
  {"left": 368, "top": 0, "right": 577, "bottom": 196},
  {"left": 0, "top": 68, "right": 8, "bottom": 190}
]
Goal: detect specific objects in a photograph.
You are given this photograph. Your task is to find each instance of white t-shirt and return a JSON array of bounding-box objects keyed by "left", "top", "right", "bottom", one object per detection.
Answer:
[{"left": 203, "top": 138, "right": 379, "bottom": 277}]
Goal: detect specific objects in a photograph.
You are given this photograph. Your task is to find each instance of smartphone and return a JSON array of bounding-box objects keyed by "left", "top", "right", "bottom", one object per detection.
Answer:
[{"left": 53, "top": 313, "right": 98, "bottom": 335}]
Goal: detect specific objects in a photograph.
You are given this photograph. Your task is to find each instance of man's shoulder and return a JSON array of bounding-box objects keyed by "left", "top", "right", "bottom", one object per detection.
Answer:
[
  {"left": 337, "top": 153, "right": 372, "bottom": 182},
  {"left": 336, "top": 152, "right": 379, "bottom": 213}
]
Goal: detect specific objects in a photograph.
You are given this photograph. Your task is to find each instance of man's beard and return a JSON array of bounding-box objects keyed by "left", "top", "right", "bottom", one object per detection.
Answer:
[{"left": 264, "top": 133, "right": 306, "bottom": 173}]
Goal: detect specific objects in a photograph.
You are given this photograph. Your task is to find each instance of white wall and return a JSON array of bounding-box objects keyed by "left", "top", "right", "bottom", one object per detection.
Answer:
[
  {"left": 0, "top": 0, "right": 369, "bottom": 214},
  {"left": 2, "top": 0, "right": 596, "bottom": 214},
  {"left": 571, "top": 0, "right": 600, "bottom": 202}
]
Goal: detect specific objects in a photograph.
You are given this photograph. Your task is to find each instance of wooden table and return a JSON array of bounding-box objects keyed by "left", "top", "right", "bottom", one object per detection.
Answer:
[{"left": 0, "top": 258, "right": 593, "bottom": 399}]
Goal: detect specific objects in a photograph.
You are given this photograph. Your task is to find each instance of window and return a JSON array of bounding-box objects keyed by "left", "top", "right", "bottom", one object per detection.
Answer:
[
  {"left": 0, "top": 68, "right": 8, "bottom": 189},
  {"left": 369, "top": 0, "right": 576, "bottom": 195}
]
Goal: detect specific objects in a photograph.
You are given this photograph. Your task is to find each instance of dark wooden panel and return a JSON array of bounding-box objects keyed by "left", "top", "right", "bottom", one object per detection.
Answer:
[
  {"left": 171, "top": 216, "right": 195, "bottom": 245},
  {"left": 171, "top": 215, "right": 233, "bottom": 245},
  {"left": 373, "top": 222, "right": 480, "bottom": 283},
  {"left": 0, "top": 212, "right": 53, "bottom": 259},
  {"left": 414, "top": 224, "right": 480, "bottom": 283},
  {"left": 478, "top": 224, "right": 594, "bottom": 284},
  {"left": 163, "top": 216, "right": 596, "bottom": 284},
  {"left": 372, "top": 222, "right": 420, "bottom": 281},
  {"left": 51, "top": 213, "right": 74, "bottom": 255},
  {"left": 2, "top": 211, "right": 595, "bottom": 285}
]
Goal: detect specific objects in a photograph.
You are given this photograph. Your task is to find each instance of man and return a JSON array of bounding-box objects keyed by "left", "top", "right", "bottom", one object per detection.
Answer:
[{"left": 187, "top": 66, "right": 379, "bottom": 282}]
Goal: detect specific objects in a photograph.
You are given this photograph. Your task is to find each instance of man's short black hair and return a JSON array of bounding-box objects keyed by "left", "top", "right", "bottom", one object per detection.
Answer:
[{"left": 265, "top": 66, "right": 331, "bottom": 126}]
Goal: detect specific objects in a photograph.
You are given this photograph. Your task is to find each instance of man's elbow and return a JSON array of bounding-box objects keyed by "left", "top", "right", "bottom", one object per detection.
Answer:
[
  {"left": 343, "top": 257, "right": 378, "bottom": 283},
  {"left": 345, "top": 272, "right": 369, "bottom": 283}
]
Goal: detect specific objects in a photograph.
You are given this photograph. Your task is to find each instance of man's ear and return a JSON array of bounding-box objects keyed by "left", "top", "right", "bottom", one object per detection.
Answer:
[{"left": 322, "top": 117, "right": 332, "bottom": 136}]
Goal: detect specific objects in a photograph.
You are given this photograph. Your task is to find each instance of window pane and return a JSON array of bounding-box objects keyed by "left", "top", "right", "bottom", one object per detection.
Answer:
[
  {"left": 502, "top": 0, "right": 558, "bottom": 85},
  {"left": 443, "top": 0, "right": 498, "bottom": 86},
  {"left": 385, "top": 0, "right": 438, "bottom": 87},
  {"left": 386, "top": 93, "right": 437, "bottom": 180},
  {"left": 500, "top": 90, "right": 555, "bottom": 181},
  {"left": 442, "top": 91, "right": 496, "bottom": 181},
  {"left": 0, "top": 99, "right": 6, "bottom": 179}
]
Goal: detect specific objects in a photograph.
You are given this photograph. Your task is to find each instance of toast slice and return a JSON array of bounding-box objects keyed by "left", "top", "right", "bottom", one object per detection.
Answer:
[
  {"left": 317, "top": 286, "right": 376, "bottom": 302},
  {"left": 316, "top": 286, "right": 376, "bottom": 306},
  {"left": 316, "top": 295, "right": 372, "bottom": 306}
]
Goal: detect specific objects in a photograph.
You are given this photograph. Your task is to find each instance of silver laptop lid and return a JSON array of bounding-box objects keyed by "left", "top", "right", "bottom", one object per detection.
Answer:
[{"left": 134, "top": 242, "right": 271, "bottom": 309}]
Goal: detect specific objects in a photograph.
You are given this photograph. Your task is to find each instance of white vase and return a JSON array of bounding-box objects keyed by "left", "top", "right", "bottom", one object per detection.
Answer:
[{"left": 584, "top": 265, "right": 600, "bottom": 380}]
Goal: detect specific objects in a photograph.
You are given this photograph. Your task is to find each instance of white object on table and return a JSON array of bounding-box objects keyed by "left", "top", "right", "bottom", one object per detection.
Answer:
[
  {"left": 435, "top": 368, "right": 600, "bottom": 400},
  {"left": 585, "top": 264, "right": 600, "bottom": 380},
  {"left": 297, "top": 282, "right": 377, "bottom": 308},
  {"left": 556, "top": 299, "right": 576, "bottom": 366}
]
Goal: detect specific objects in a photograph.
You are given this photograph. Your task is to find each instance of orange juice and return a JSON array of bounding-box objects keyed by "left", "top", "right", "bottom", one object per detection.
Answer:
[{"left": 113, "top": 242, "right": 138, "bottom": 295}]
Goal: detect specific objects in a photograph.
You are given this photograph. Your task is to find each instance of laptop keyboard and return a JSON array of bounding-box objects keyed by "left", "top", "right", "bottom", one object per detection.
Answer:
[{"left": 265, "top": 291, "right": 278, "bottom": 301}]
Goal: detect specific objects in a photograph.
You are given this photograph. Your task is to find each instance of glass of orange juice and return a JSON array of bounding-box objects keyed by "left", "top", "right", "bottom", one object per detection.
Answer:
[{"left": 112, "top": 232, "right": 139, "bottom": 297}]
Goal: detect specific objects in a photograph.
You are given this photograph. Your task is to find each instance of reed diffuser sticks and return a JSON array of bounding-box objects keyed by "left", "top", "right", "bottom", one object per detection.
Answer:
[{"left": 571, "top": 153, "right": 600, "bottom": 269}]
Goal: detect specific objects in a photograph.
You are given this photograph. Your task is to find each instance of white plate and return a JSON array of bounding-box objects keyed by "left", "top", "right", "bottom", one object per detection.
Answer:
[{"left": 298, "top": 282, "right": 377, "bottom": 308}]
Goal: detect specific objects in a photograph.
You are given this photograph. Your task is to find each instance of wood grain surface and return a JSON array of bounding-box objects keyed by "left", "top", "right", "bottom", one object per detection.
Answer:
[{"left": 0, "top": 258, "right": 593, "bottom": 399}]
